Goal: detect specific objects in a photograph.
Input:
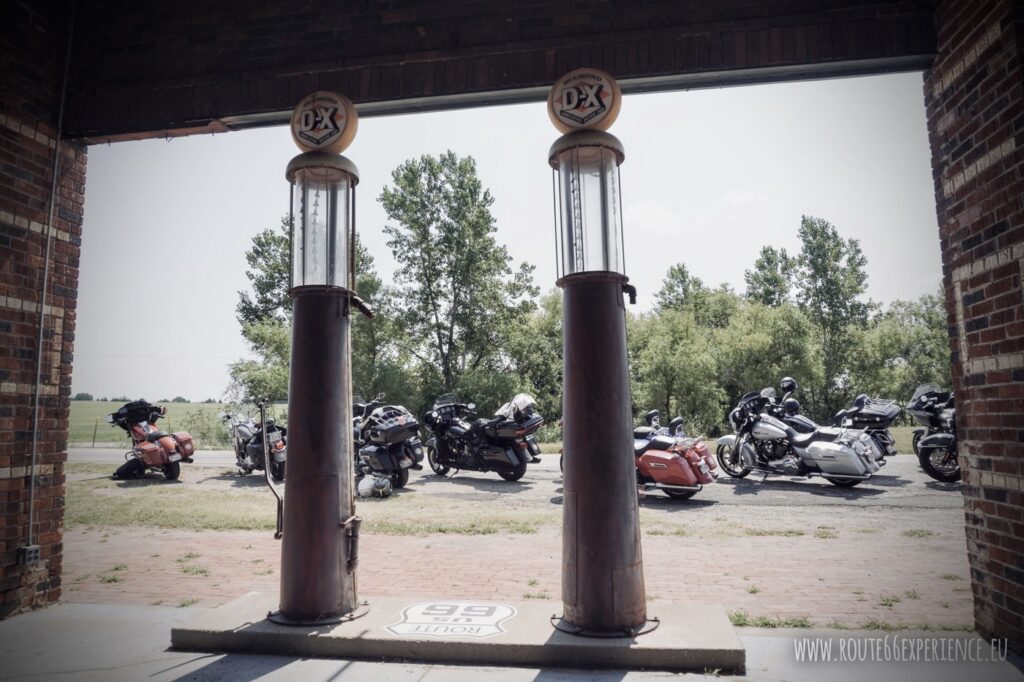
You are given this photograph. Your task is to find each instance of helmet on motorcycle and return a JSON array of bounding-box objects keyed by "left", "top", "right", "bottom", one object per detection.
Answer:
[
  {"left": 854, "top": 393, "right": 869, "bottom": 409},
  {"left": 644, "top": 409, "right": 660, "bottom": 426},
  {"left": 780, "top": 376, "right": 798, "bottom": 394},
  {"left": 783, "top": 398, "right": 800, "bottom": 416}
]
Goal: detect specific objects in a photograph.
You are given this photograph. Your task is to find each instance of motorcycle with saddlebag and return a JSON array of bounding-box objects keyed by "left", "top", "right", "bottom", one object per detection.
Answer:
[
  {"left": 108, "top": 399, "right": 195, "bottom": 481},
  {"left": 354, "top": 397, "right": 424, "bottom": 497},
  {"left": 424, "top": 393, "right": 544, "bottom": 482},
  {"left": 632, "top": 409, "right": 718, "bottom": 499},
  {"left": 222, "top": 410, "right": 287, "bottom": 481}
]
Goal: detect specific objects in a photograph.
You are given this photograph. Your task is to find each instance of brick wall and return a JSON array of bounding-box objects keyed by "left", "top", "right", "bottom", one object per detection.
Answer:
[
  {"left": 0, "top": 0, "right": 82, "bottom": 618},
  {"left": 925, "top": 0, "right": 1024, "bottom": 648}
]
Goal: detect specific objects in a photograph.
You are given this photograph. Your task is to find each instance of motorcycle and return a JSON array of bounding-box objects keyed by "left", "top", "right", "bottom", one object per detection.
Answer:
[
  {"left": 222, "top": 411, "right": 287, "bottom": 481},
  {"left": 716, "top": 388, "right": 882, "bottom": 487},
  {"left": 769, "top": 377, "right": 886, "bottom": 463},
  {"left": 632, "top": 409, "right": 717, "bottom": 499},
  {"left": 906, "top": 383, "right": 959, "bottom": 483},
  {"left": 423, "top": 392, "right": 544, "bottom": 482},
  {"left": 107, "top": 399, "right": 195, "bottom": 481},
  {"left": 353, "top": 396, "right": 424, "bottom": 495}
]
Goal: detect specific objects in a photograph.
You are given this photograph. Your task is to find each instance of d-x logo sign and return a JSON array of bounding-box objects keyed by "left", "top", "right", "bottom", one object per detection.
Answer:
[
  {"left": 386, "top": 601, "right": 516, "bottom": 639},
  {"left": 559, "top": 83, "right": 606, "bottom": 125},
  {"left": 296, "top": 107, "right": 341, "bottom": 147}
]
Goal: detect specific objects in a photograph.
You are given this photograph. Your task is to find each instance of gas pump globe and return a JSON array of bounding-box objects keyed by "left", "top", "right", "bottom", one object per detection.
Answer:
[
  {"left": 287, "top": 153, "right": 358, "bottom": 290},
  {"left": 550, "top": 131, "right": 625, "bottom": 277}
]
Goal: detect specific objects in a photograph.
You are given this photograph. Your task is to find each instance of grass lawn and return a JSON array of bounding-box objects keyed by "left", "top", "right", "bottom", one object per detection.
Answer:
[{"left": 69, "top": 400, "right": 225, "bottom": 445}]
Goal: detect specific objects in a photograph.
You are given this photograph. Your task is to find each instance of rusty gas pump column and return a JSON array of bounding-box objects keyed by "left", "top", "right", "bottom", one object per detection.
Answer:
[
  {"left": 547, "top": 70, "right": 654, "bottom": 636},
  {"left": 270, "top": 92, "right": 368, "bottom": 626}
]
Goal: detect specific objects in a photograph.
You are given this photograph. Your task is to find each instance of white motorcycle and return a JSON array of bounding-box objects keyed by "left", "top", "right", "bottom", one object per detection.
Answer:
[{"left": 716, "top": 388, "right": 882, "bottom": 488}]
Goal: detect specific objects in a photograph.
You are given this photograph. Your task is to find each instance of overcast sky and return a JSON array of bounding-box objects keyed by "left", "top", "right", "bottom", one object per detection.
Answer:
[{"left": 73, "top": 71, "right": 941, "bottom": 402}]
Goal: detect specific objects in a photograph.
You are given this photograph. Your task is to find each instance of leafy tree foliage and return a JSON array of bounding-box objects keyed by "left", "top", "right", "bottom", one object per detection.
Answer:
[
  {"left": 744, "top": 246, "right": 796, "bottom": 306},
  {"left": 236, "top": 217, "right": 292, "bottom": 325},
  {"left": 379, "top": 151, "right": 538, "bottom": 400},
  {"left": 794, "top": 215, "right": 871, "bottom": 417},
  {"left": 849, "top": 290, "right": 951, "bottom": 402},
  {"left": 655, "top": 263, "right": 705, "bottom": 313},
  {"left": 507, "top": 290, "right": 564, "bottom": 422},
  {"left": 72, "top": 392, "right": 94, "bottom": 401}
]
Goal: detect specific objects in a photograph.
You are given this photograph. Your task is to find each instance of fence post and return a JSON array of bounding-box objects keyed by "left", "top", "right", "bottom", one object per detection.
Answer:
[{"left": 91, "top": 417, "right": 98, "bottom": 448}]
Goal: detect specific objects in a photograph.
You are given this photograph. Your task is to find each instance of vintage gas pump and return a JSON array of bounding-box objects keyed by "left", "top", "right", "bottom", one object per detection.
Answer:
[
  {"left": 548, "top": 69, "right": 655, "bottom": 636},
  {"left": 270, "top": 92, "right": 369, "bottom": 626}
]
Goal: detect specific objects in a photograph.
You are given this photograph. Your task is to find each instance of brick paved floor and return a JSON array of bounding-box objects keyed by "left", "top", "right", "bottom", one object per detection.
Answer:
[{"left": 63, "top": 507, "right": 973, "bottom": 630}]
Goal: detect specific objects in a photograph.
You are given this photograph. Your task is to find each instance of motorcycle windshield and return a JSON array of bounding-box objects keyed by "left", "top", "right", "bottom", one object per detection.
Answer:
[
  {"left": 433, "top": 393, "right": 459, "bottom": 408},
  {"left": 911, "top": 383, "right": 942, "bottom": 401},
  {"left": 494, "top": 393, "right": 538, "bottom": 420}
]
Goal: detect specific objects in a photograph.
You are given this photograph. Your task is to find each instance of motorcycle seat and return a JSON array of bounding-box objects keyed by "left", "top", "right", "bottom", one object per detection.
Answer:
[
  {"left": 145, "top": 431, "right": 169, "bottom": 442},
  {"left": 790, "top": 430, "right": 840, "bottom": 447},
  {"left": 634, "top": 434, "right": 674, "bottom": 456}
]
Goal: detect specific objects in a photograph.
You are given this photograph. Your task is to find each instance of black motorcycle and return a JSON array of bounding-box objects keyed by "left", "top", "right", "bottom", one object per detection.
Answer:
[
  {"left": 222, "top": 411, "right": 287, "bottom": 481},
  {"left": 353, "top": 397, "right": 424, "bottom": 492},
  {"left": 906, "top": 383, "right": 959, "bottom": 483},
  {"left": 423, "top": 393, "right": 544, "bottom": 482}
]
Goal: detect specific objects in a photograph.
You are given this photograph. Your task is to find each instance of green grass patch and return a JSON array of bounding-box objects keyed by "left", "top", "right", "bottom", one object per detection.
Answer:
[
  {"left": 902, "top": 529, "right": 935, "bottom": 538},
  {"left": 814, "top": 527, "right": 839, "bottom": 540},
  {"left": 98, "top": 574, "right": 122, "bottom": 584},
  {"left": 729, "top": 610, "right": 811, "bottom": 628},
  {"left": 178, "top": 598, "right": 199, "bottom": 608},
  {"left": 176, "top": 552, "right": 201, "bottom": 563},
  {"left": 181, "top": 564, "right": 209, "bottom": 576},
  {"left": 879, "top": 594, "right": 901, "bottom": 607},
  {"left": 941, "top": 573, "right": 964, "bottom": 581},
  {"left": 744, "top": 528, "right": 805, "bottom": 537},
  {"left": 522, "top": 591, "right": 550, "bottom": 600}
]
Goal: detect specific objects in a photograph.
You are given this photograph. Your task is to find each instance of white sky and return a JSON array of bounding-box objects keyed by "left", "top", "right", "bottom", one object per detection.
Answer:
[{"left": 73, "top": 72, "right": 941, "bottom": 402}]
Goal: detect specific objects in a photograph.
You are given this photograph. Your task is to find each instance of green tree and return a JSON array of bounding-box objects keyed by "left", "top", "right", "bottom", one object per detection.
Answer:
[
  {"left": 379, "top": 151, "right": 538, "bottom": 396},
  {"left": 793, "top": 215, "right": 871, "bottom": 417},
  {"left": 236, "top": 217, "right": 292, "bottom": 325},
  {"left": 849, "top": 290, "right": 951, "bottom": 402},
  {"left": 655, "top": 263, "right": 705, "bottom": 313},
  {"left": 507, "top": 289, "right": 564, "bottom": 422},
  {"left": 744, "top": 245, "right": 796, "bottom": 306},
  {"left": 72, "top": 392, "right": 94, "bottom": 401},
  {"left": 714, "top": 301, "right": 823, "bottom": 420},
  {"left": 227, "top": 319, "right": 291, "bottom": 402},
  {"left": 633, "top": 309, "right": 725, "bottom": 435}
]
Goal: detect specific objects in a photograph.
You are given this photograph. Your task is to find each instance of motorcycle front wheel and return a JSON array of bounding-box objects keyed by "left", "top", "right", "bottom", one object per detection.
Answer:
[
  {"left": 427, "top": 447, "right": 450, "bottom": 476},
  {"left": 392, "top": 467, "right": 410, "bottom": 489},
  {"left": 162, "top": 461, "right": 181, "bottom": 481},
  {"left": 919, "top": 446, "right": 961, "bottom": 483},
  {"left": 716, "top": 442, "right": 751, "bottom": 478},
  {"left": 912, "top": 431, "right": 924, "bottom": 456}
]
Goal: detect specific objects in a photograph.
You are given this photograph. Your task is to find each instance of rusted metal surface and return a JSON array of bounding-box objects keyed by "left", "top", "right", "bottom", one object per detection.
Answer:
[
  {"left": 559, "top": 272, "right": 647, "bottom": 632},
  {"left": 277, "top": 291, "right": 357, "bottom": 623}
]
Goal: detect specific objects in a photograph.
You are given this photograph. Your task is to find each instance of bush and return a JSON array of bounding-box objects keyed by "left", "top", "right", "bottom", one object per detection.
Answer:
[
  {"left": 176, "top": 407, "right": 232, "bottom": 449},
  {"left": 72, "top": 392, "right": 94, "bottom": 401}
]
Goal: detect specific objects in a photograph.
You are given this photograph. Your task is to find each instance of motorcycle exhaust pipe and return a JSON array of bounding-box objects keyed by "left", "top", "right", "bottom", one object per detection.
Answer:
[{"left": 639, "top": 482, "right": 702, "bottom": 492}]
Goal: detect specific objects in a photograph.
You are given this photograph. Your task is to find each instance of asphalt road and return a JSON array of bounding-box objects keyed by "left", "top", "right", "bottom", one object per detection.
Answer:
[{"left": 69, "top": 447, "right": 964, "bottom": 509}]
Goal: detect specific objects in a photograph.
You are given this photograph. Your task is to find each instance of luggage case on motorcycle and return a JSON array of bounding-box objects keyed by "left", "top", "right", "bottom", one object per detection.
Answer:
[
  {"left": 133, "top": 441, "right": 163, "bottom": 466},
  {"left": 172, "top": 432, "right": 195, "bottom": 458},
  {"left": 848, "top": 401, "right": 901, "bottom": 429},
  {"left": 367, "top": 407, "right": 420, "bottom": 444},
  {"left": 490, "top": 413, "right": 544, "bottom": 438}
]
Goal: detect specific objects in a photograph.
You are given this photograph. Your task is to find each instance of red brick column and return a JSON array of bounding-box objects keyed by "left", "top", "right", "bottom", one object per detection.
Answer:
[
  {"left": 925, "top": 0, "right": 1024, "bottom": 649},
  {"left": 0, "top": 2, "right": 82, "bottom": 618}
]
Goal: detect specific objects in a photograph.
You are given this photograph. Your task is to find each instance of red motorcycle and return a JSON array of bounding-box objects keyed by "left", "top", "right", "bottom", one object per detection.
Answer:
[
  {"left": 107, "top": 400, "right": 195, "bottom": 480},
  {"left": 633, "top": 410, "right": 717, "bottom": 499}
]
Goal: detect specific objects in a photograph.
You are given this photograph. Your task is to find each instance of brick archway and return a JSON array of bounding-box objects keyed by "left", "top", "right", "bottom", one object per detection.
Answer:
[{"left": 2, "top": 0, "right": 1021, "bottom": 649}]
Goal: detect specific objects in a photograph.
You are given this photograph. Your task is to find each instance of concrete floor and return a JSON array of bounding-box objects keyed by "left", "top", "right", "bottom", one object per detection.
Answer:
[{"left": 1, "top": 602, "right": 1022, "bottom": 681}]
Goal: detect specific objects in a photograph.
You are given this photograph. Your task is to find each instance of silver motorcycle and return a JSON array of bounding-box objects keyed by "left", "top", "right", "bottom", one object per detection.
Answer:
[{"left": 716, "top": 388, "right": 882, "bottom": 488}]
